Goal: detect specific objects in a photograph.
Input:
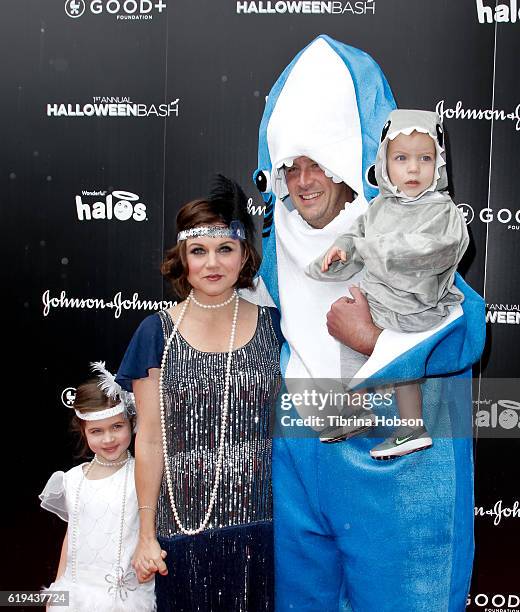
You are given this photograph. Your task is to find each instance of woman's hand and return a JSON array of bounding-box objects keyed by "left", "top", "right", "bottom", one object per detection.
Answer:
[{"left": 132, "top": 536, "right": 168, "bottom": 583}]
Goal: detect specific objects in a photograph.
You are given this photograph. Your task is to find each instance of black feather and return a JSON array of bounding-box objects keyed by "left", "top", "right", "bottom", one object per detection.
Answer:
[{"left": 208, "top": 174, "right": 256, "bottom": 240}]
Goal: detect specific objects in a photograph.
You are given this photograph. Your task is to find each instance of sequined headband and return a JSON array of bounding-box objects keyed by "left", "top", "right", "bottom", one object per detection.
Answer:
[
  {"left": 177, "top": 221, "right": 245, "bottom": 242},
  {"left": 75, "top": 402, "right": 126, "bottom": 421}
]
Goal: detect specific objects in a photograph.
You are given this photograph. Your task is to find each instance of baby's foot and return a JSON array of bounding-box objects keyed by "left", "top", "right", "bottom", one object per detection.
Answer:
[{"left": 369, "top": 425, "right": 432, "bottom": 460}]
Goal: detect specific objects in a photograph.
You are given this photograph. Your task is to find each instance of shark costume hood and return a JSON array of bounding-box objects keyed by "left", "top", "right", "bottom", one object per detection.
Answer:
[
  {"left": 252, "top": 35, "right": 484, "bottom": 387},
  {"left": 253, "top": 35, "right": 397, "bottom": 380},
  {"left": 374, "top": 108, "right": 447, "bottom": 200}
]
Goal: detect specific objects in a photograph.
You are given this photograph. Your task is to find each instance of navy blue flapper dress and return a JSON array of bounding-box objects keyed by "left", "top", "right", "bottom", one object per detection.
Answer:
[{"left": 117, "top": 305, "right": 282, "bottom": 612}]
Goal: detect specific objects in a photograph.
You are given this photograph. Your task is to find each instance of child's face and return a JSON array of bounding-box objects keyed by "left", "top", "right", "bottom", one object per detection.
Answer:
[
  {"left": 83, "top": 414, "right": 132, "bottom": 463},
  {"left": 386, "top": 131, "right": 436, "bottom": 198}
]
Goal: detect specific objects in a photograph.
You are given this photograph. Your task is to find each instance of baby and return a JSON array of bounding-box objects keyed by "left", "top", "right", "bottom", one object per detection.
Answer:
[{"left": 306, "top": 109, "right": 469, "bottom": 459}]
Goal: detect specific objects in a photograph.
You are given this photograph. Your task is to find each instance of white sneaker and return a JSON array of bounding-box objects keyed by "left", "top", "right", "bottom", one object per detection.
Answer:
[{"left": 370, "top": 425, "right": 432, "bottom": 459}]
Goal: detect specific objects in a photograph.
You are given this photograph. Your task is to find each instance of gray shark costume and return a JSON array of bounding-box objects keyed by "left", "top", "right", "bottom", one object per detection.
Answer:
[{"left": 307, "top": 109, "right": 469, "bottom": 333}]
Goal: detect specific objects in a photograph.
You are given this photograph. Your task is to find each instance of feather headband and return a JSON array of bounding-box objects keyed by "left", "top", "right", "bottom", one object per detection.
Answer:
[{"left": 74, "top": 361, "right": 136, "bottom": 421}]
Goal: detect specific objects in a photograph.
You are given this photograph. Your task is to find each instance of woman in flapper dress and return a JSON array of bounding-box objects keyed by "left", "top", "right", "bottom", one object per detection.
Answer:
[{"left": 116, "top": 177, "right": 282, "bottom": 611}]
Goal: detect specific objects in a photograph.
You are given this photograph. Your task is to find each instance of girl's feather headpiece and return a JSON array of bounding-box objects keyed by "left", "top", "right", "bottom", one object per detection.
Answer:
[{"left": 74, "top": 361, "right": 136, "bottom": 421}]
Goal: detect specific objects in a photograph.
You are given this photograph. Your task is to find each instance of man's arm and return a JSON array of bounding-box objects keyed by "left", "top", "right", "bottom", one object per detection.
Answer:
[{"left": 326, "top": 286, "right": 381, "bottom": 355}]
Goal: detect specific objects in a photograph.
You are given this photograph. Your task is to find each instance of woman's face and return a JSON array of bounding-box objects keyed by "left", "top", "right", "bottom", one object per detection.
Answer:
[{"left": 185, "top": 230, "right": 244, "bottom": 298}]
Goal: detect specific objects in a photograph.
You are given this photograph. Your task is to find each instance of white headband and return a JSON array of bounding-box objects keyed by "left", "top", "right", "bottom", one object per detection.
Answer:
[{"left": 74, "top": 402, "right": 126, "bottom": 421}]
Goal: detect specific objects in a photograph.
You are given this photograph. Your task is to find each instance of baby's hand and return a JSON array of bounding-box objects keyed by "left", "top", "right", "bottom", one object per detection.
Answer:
[{"left": 322, "top": 247, "right": 348, "bottom": 272}]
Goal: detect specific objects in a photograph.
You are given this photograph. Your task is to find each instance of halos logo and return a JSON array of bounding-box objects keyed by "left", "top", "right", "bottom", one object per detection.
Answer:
[
  {"left": 486, "top": 304, "right": 520, "bottom": 325},
  {"left": 467, "top": 592, "right": 520, "bottom": 610},
  {"left": 457, "top": 203, "right": 474, "bottom": 225},
  {"left": 65, "top": 0, "right": 166, "bottom": 20},
  {"left": 476, "top": 0, "right": 520, "bottom": 23},
  {"left": 474, "top": 398, "right": 520, "bottom": 429},
  {"left": 76, "top": 190, "right": 147, "bottom": 222},
  {"left": 65, "top": 0, "right": 86, "bottom": 17},
  {"left": 236, "top": 0, "right": 375, "bottom": 15}
]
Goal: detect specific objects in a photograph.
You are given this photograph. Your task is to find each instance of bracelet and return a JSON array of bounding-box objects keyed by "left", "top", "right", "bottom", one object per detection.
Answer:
[{"left": 138, "top": 505, "right": 156, "bottom": 512}]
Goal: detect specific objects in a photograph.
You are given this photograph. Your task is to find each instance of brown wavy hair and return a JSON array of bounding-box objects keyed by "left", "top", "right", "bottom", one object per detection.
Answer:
[{"left": 161, "top": 198, "right": 261, "bottom": 300}]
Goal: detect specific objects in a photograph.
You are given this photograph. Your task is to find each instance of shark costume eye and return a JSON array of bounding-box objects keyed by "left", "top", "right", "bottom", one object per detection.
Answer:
[
  {"left": 365, "top": 164, "right": 378, "bottom": 188},
  {"left": 381, "top": 120, "right": 391, "bottom": 142},
  {"left": 436, "top": 124, "right": 444, "bottom": 147},
  {"left": 254, "top": 170, "right": 271, "bottom": 193}
]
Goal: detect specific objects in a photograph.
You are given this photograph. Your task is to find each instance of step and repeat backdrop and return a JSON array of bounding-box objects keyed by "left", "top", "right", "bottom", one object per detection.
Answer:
[{"left": 5, "top": 0, "right": 519, "bottom": 607}]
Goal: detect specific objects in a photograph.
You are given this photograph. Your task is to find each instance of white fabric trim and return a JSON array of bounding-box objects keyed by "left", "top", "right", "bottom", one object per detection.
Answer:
[
  {"left": 239, "top": 276, "right": 276, "bottom": 307},
  {"left": 275, "top": 195, "right": 368, "bottom": 379},
  {"left": 353, "top": 304, "right": 464, "bottom": 383}
]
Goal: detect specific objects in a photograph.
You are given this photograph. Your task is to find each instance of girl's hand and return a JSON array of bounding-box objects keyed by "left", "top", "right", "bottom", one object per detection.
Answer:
[
  {"left": 132, "top": 536, "right": 168, "bottom": 583},
  {"left": 322, "top": 247, "right": 347, "bottom": 272}
]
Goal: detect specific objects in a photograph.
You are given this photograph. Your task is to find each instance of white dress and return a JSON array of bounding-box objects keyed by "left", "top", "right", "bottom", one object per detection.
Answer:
[{"left": 40, "top": 458, "right": 156, "bottom": 611}]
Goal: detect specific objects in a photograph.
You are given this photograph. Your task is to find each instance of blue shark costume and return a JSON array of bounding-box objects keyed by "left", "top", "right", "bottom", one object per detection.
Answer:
[{"left": 251, "top": 36, "right": 485, "bottom": 611}]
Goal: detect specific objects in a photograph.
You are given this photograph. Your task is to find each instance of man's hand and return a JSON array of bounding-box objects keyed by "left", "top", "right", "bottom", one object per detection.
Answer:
[{"left": 326, "top": 286, "right": 381, "bottom": 356}]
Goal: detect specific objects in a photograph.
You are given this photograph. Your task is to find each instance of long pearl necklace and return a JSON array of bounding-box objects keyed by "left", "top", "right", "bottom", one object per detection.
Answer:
[
  {"left": 70, "top": 458, "right": 135, "bottom": 601},
  {"left": 159, "top": 290, "right": 239, "bottom": 535},
  {"left": 191, "top": 288, "right": 237, "bottom": 309}
]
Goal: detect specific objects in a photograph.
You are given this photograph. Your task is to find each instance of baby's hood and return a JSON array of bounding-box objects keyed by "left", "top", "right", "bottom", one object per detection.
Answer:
[{"left": 374, "top": 109, "right": 448, "bottom": 202}]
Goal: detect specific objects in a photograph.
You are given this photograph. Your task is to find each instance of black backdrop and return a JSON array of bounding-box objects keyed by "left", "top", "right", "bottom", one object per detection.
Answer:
[{"left": 4, "top": 0, "right": 520, "bottom": 608}]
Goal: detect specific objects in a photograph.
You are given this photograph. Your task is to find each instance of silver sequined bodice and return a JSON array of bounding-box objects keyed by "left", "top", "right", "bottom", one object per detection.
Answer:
[{"left": 156, "top": 306, "right": 281, "bottom": 538}]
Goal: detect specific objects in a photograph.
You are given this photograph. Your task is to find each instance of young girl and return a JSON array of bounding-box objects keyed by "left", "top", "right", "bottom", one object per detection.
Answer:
[
  {"left": 39, "top": 362, "right": 156, "bottom": 611},
  {"left": 307, "top": 109, "right": 469, "bottom": 459}
]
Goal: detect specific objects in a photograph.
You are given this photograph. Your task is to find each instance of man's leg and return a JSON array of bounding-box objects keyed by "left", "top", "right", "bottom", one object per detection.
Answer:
[
  {"left": 273, "top": 437, "right": 351, "bottom": 611},
  {"left": 318, "top": 424, "right": 473, "bottom": 609}
]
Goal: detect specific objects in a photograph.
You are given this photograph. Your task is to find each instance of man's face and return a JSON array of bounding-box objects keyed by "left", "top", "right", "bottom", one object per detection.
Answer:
[{"left": 284, "top": 156, "right": 352, "bottom": 229}]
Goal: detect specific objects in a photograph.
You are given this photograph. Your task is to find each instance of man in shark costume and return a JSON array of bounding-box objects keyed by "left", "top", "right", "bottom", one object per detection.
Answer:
[{"left": 252, "top": 36, "right": 485, "bottom": 611}]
